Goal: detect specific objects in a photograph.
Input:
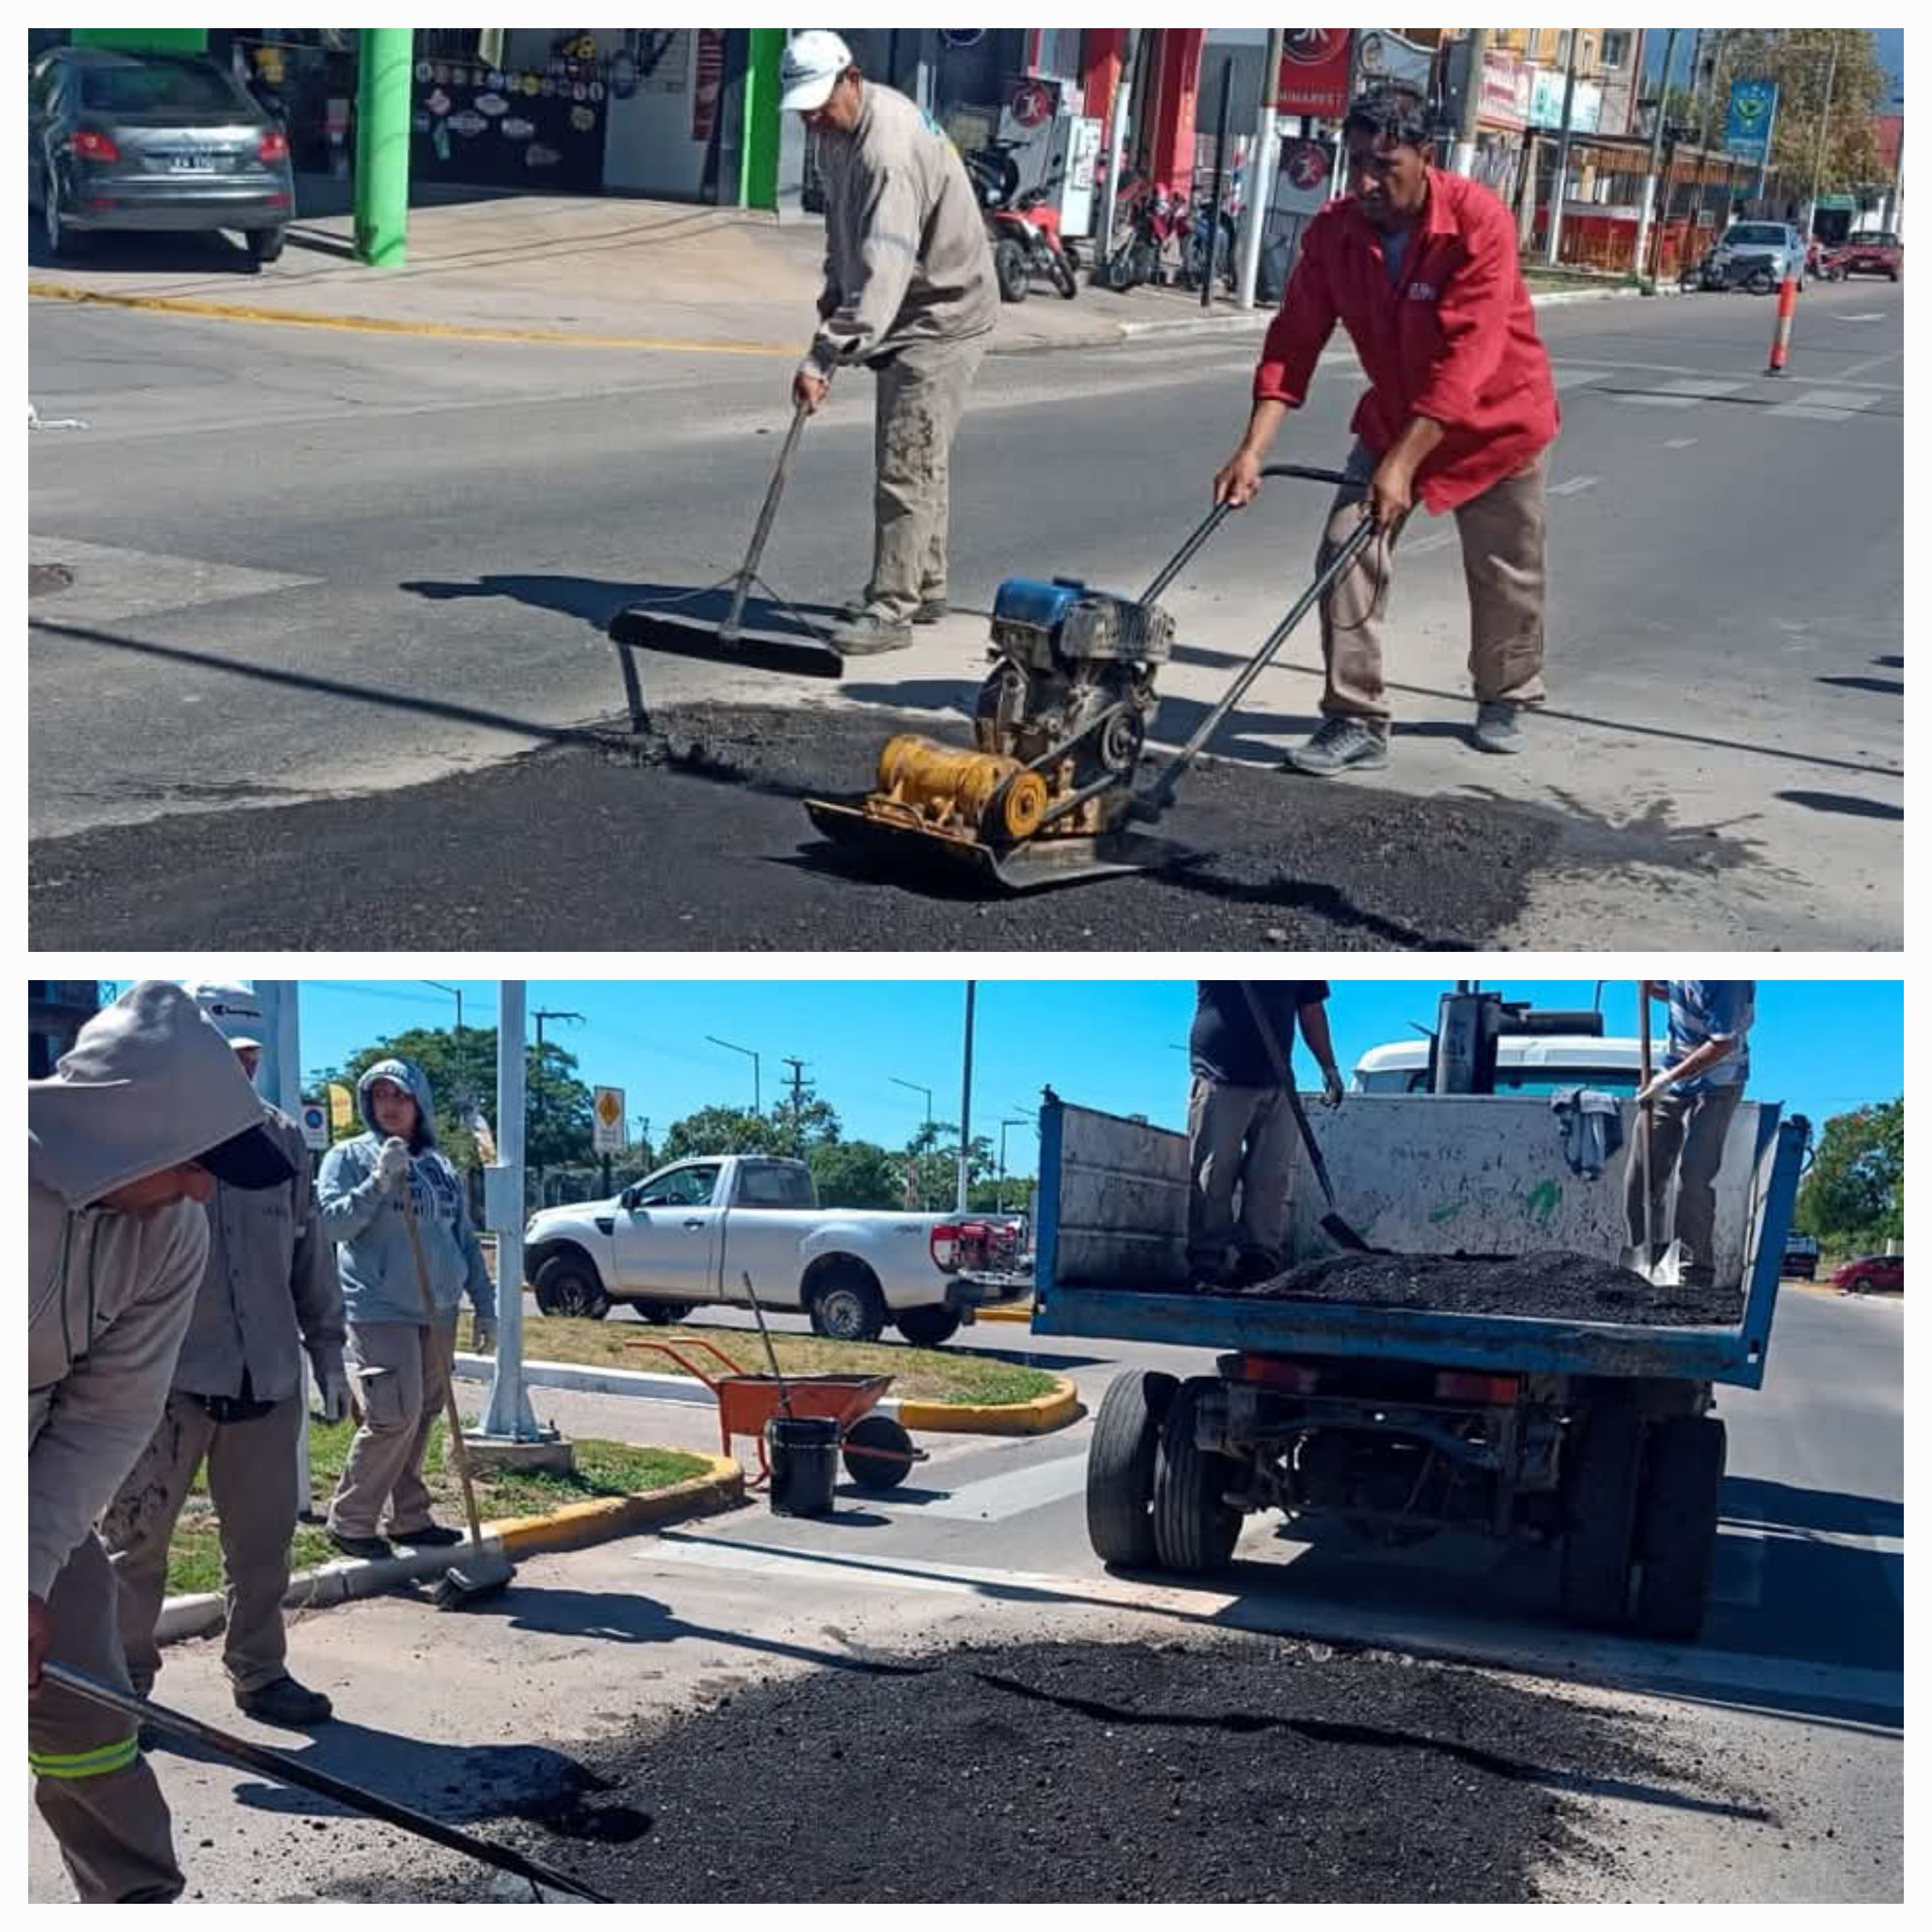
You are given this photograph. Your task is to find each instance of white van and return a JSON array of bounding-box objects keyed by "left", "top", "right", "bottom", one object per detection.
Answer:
[{"left": 1352, "top": 1035, "right": 1644, "bottom": 1096}]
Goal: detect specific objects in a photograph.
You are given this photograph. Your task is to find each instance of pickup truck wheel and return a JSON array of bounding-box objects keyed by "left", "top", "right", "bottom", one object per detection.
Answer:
[
  {"left": 1087, "top": 1369, "right": 1177, "bottom": 1568},
  {"left": 894, "top": 1305, "right": 961, "bottom": 1349},
  {"left": 842, "top": 1413, "right": 915, "bottom": 1490},
  {"left": 808, "top": 1268, "right": 886, "bottom": 1344},
  {"left": 639, "top": 1301, "right": 694, "bottom": 1326},
  {"left": 1558, "top": 1387, "right": 1642, "bottom": 1628},
  {"left": 1631, "top": 1416, "right": 1726, "bottom": 1641},
  {"left": 532, "top": 1254, "right": 610, "bottom": 1322},
  {"left": 1152, "top": 1379, "right": 1243, "bottom": 1575}
]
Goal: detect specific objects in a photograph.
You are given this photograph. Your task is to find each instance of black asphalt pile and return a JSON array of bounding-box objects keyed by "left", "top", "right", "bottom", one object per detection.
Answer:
[
  {"left": 30, "top": 703, "right": 1560, "bottom": 951},
  {"left": 1236, "top": 1250, "right": 1743, "bottom": 1328},
  {"left": 413, "top": 1635, "right": 1737, "bottom": 1904}
]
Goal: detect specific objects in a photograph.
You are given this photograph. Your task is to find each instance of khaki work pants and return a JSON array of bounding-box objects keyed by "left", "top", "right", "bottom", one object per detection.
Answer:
[
  {"left": 30, "top": 1533, "right": 186, "bottom": 1903},
  {"left": 1626, "top": 1085, "right": 1745, "bottom": 1287},
  {"left": 328, "top": 1319, "right": 457, "bottom": 1540},
  {"left": 103, "top": 1390, "right": 306, "bottom": 1701},
  {"left": 1318, "top": 439, "right": 1550, "bottom": 722},
  {"left": 867, "top": 334, "right": 987, "bottom": 620},
  {"left": 1187, "top": 1075, "right": 1296, "bottom": 1277}
]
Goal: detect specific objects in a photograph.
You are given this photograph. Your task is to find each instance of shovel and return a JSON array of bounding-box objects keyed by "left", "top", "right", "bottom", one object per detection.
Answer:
[
  {"left": 1621, "top": 983, "right": 1686, "bottom": 1287},
  {"left": 42, "top": 1662, "right": 608, "bottom": 1902},
  {"left": 399, "top": 1188, "right": 517, "bottom": 1609}
]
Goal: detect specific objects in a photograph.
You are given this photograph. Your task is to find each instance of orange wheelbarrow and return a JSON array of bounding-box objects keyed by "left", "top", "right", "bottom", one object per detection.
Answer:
[{"left": 626, "top": 1335, "right": 922, "bottom": 1490}]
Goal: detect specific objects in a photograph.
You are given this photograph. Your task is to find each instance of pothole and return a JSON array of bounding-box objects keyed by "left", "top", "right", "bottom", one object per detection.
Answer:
[{"left": 30, "top": 563, "right": 74, "bottom": 597}]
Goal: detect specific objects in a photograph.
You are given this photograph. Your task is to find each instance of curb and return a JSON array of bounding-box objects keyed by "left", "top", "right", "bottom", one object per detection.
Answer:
[
  {"left": 897, "top": 1376, "right": 1083, "bottom": 1437},
  {"left": 153, "top": 1455, "right": 742, "bottom": 1645}
]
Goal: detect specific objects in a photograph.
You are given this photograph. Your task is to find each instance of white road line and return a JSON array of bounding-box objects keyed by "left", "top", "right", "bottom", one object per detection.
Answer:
[
  {"left": 1550, "top": 366, "right": 1611, "bottom": 391},
  {"left": 1766, "top": 387, "right": 1886, "bottom": 423},
  {"left": 1664, "top": 437, "right": 1699, "bottom": 449},
  {"left": 27, "top": 535, "right": 321, "bottom": 627},
  {"left": 1833, "top": 352, "right": 1901, "bottom": 380},
  {"left": 1546, "top": 474, "right": 1600, "bottom": 497},
  {"left": 1620, "top": 376, "right": 1748, "bottom": 409},
  {"left": 909, "top": 1452, "right": 1092, "bottom": 1521}
]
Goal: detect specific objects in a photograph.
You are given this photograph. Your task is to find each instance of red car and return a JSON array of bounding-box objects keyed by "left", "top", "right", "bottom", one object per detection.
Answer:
[
  {"left": 1828, "top": 232, "right": 1902, "bottom": 281},
  {"left": 1833, "top": 1254, "right": 1904, "bottom": 1295}
]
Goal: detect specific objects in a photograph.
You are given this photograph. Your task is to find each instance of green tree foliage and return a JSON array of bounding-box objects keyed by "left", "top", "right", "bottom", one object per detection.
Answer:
[
  {"left": 1793, "top": 1100, "right": 1903, "bottom": 1250},
  {"left": 808, "top": 1140, "right": 904, "bottom": 1210},
  {"left": 658, "top": 1105, "right": 787, "bottom": 1162},
  {"left": 1715, "top": 30, "right": 1890, "bottom": 196}
]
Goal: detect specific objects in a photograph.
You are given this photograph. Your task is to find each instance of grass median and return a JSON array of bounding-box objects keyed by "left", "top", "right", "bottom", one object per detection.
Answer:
[
  {"left": 520, "top": 1314, "right": 1061, "bottom": 1408},
  {"left": 166, "top": 1419, "right": 712, "bottom": 1599}
]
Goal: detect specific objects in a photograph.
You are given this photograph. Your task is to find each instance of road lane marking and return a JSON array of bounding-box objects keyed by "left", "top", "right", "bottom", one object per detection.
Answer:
[
  {"left": 909, "top": 1452, "right": 1091, "bottom": 1520},
  {"left": 26, "top": 535, "right": 319, "bottom": 627},
  {"left": 1546, "top": 474, "right": 1600, "bottom": 496},
  {"left": 1621, "top": 376, "right": 1749, "bottom": 409},
  {"left": 1664, "top": 437, "right": 1699, "bottom": 448},
  {"left": 1550, "top": 366, "right": 1612, "bottom": 391},
  {"left": 1766, "top": 387, "right": 1886, "bottom": 423},
  {"left": 1832, "top": 352, "right": 1900, "bottom": 380}
]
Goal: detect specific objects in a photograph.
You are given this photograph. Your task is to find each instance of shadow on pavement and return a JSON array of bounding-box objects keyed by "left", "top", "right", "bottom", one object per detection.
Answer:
[{"left": 1774, "top": 790, "right": 1904, "bottom": 822}]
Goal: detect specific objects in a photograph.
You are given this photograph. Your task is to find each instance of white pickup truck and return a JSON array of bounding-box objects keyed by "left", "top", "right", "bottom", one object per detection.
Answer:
[{"left": 523, "top": 1155, "right": 1026, "bottom": 1348}]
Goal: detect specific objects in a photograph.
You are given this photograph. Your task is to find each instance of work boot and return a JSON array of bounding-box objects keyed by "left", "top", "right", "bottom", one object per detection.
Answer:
[
  {"left": 831, "top": 607, "right": 914, "bottom": 656},
  {"left": 326, "top": 1527, "right": 393, "bottom": 1562},
  {"left": 841, "top": 592, "right": 949, "bottom": 625},
  {"left": 1472, "top": 701, "right": 1527, "bottom": 755},
  {"left": 235, "top": 1676, "right": 334, "bottom": 1729},
  {"left": 389, "top": 1521, "right": 464, "bottom": 1548},
  {"left": 1283, "top": 717, "right": 1389, "bottom": 777},
  {"left": 1230, "top": 1248, "right": 1281, "bottom": 1291}
]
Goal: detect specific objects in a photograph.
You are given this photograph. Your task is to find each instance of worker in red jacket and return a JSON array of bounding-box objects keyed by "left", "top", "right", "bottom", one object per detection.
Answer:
[{"left": 1215, "top": 85, "right": 1560, "bottom": 776}]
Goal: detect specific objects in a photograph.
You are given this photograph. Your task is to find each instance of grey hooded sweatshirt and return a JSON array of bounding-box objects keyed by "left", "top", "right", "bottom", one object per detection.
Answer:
[
  {"left": 317, "top": 1059, "right": 494, "bottom": 1328},
  {"left": 28, "top": 982, "right": 272, "bottom": 1599}
]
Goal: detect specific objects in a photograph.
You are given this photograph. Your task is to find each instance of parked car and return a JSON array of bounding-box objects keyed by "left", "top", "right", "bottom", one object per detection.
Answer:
[
  {"left": 1833, "top": 1254, "right": 1903, "bottom": 1295},
  {"left": 1709, "top": 221, "right": 1808, "bottom": 291},
  {"left": 1829, "top": 231, "right": 1902, "bottom": 281},
  {"left": 1780, "top": 1232, "right": 1821, "bottom": 1281},
  {"left": 523, "top": 1154, "right": 1028, "bottom": 1346},
  {"left": 29, "top": 45, "right": 296, "bottom": 265}
]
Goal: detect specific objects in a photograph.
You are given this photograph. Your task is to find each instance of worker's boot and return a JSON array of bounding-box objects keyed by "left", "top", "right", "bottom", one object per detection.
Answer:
[
  {"left": 1472, "top": 701, "right": 1527, "bottom": 755},
  {"left": 841, "top": 591, "right": 949, "bottom": 625},
  {"left": 326, "top": 1527, "right": 393, "bottom": 1562},
  {"left": 388, "top": 1521, "right": 464, "bottom": 1547},
  {"left": 831, "top": 606, "right": 915, "bottom": 655},
  {"left": 235, "top": 1675, "right": 335, "bottom": 1728},
  {"left": 1283, "top": 717, "right": 1389, "bottom": 777},
  {"left": 1230, "top": 1248, "right": 1281, "bottom": 1291}
]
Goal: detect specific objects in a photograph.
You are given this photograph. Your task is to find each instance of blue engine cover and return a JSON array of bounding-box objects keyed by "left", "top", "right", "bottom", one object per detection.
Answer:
[{"left": 992, "top": 577, "right": 1089, "bottom": 631}]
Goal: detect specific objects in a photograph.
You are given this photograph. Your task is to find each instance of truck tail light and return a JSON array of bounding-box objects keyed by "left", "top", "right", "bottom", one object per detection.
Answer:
[
  {"left": 69, "top": 129, "right": 121, "bottom": 162},
  {"left": 1434, "top": 1371, "right": 1521, "bottom": 1406},
  {"left": 259, "top": 129, "right": 290, "bottom": 163},
  {"left": 1236, "top": 1354, "right": 1321, "bottom": 1394}
]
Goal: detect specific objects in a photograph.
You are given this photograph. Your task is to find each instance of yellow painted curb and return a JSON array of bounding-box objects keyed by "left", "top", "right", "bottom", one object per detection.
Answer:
[
  {"left": 973, "top": 1301, "right": 1035, "bottom": 1324},
  {"left": 28, "top": 279, "right": 796, "bottom": 356},
  {"left": 490, "top": 1455, "right": 743, "bottom": 1556},
  {"left": 898, "top": 1376, "right": 1083, "bottom": 1437}
]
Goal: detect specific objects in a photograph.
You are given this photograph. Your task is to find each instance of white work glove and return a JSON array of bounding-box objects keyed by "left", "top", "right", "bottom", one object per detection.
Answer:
[
  {"left": 1321, "top": 1065, "right": 1346, "bottom": 1110},
  {"left": 375, "top": 1137, "right": 412, "bottom": 1188},
  {"left": 311, "top": 1350, "right": 354, "bottom": 1426},
  {"left": 1634, "top": 1073, "right": 1674, "bottom": 1106},
  {"left": 471, "top": 1313, "right": 498, "bottom": 1354}
]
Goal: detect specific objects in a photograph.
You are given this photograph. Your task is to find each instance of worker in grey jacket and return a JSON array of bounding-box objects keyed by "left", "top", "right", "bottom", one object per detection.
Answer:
[
  {"left": 319, "top": 1058, "right": 496, "bottom": 1560},
  {"left": 30, "top": 981, "right": 294, "bottom": 1903},
  {"left": 103, "top": 983, "right": 350, "bottom": 1734},
  {"left": 784, "top": 30, "right": 998, "bottom": 656}
]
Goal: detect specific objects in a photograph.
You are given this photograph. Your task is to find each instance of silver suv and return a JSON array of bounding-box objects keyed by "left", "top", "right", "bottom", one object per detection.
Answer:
[{"left": 1711, "top": 220, "right": 1807, "bottom": 290}]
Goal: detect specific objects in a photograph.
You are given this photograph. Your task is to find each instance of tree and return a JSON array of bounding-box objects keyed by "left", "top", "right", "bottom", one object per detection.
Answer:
[
  {"left": 1717, "top": 31, "right": 1889, "bottom": 198},
  {"left": 809, "top": 1140, "right": 903, "bottom": 1210},
  {"left": 659, "top": 1105, "right": 785, "bottom": 1162},
  {"left": 1793, "top": 1100, "right": 1902, "bottom": 1250},
  {"left": 902, "top": 1121, "right": 997, "bottom": 1212}
]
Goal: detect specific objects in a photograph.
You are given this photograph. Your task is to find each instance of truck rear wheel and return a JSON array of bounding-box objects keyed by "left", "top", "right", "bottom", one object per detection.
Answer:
[
  {"left": 532, "top": 1254, "right": 610, "bottom": 1322},
  {"left": 894, "top": 1305, "right": 961, "bottom": 1349},
  {"left": 1558, "top": 1387, "right": 1642, "bottom": 1628},
  {"left": 808, "top": 1266, "right": 886, "bottom": 1344},
  {"left": 1086, "top": 1369, "right": 1177, "bottom": 1568},
  {"left": 1152, "top": 1379, "right": 1243, "bottom": 1575},
  {"left": 1631, "top": 1415, "right": 1727, "bottom": 1640}
]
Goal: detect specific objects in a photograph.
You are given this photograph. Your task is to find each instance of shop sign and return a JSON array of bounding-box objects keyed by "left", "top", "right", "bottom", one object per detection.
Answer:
[
  {"left": 1276, "top": 29, "right": 1353, "bottom": 117},
  {"left": 1478, "top": 49, "right": 1531, "bottom": 130}
]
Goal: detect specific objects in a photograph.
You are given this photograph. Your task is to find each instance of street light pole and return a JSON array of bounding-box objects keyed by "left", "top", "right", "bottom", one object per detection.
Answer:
[
  {"left": 1634, "top": 26, "right": 1680, "bottom": 280},
  {"left": 1236, "top": 27, "right": 1285, "bottom": 310},
  {"left": 531, "top": 1008, "right": 583, "bottom": 1204},
  {"left": 1449, "top": 28, "right": 1491, "bottom": 179},
  {"left": 1803, "top": 33, "right": 1841, "bottom": 246},
  {"left": 425, "top": 979, "right": 466, "bottom": 1104},
  {"left": 1543, "top": 30, "right": 1583, "bottom": 266},
  {"left": 706, "top": 1034, "right": 761, "bottom": 1114},
  {"left": 998, "top": 1117, "right": 1028, "bottom": 1215},
  {"left": 890, "top": 1076, "right": 934, "bottom": 1207},
  {"left": 957, "top": 982, "right": 976, "bottom": 1215}
]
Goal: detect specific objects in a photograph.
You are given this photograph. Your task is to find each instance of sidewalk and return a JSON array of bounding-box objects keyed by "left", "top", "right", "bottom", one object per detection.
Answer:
[{"left": 28, "top": 181, "right": 1658, "bottom": 357}]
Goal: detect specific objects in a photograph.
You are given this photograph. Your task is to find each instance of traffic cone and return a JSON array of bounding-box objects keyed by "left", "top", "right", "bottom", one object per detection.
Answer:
[{"left": 1766, "top": 275, "right": 1799, "bottom": 376}]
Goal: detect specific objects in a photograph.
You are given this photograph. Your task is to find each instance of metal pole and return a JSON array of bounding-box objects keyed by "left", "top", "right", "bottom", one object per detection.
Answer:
[
  {"left": 1237, "top": 28, "right": 1283, "bottom": 309},
  {"left": 1450, "top": 28, "right": 1491, "bottom": 178},
  {"left": 1094, "top": 28, "right": 1140, "bottom": 284},
  {"left": 352, "top": 27, "right": 411, "bottom": 266},
  {"left": 956, "top": 983, "right": 976, "bottom": 1215},
  {"left": 1201, "top": 55, "right": 1233, "bottom": 308},
  {"left": 1634, "top": 26, "right": 1680, "bottom": 280},
  {"left": 706, "top": 1034, "right": 761, "bottom": 1113},
  {"left": 482, "top": 981, "right": 541, "bottom": 1441},
  {"left": 1544, "top": 32, "right": 1582, "bottom": 266},
  {"left": 1803, "top": 34, "right": 1841, "bottom": 247}
]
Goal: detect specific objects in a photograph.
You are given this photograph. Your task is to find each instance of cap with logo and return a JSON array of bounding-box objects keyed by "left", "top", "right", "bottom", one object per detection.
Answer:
[
  {"left": 186, "top": 979, "right": 267, "bottom": 1052},
  {"left": 779, "top": 30, "right": 854, "bottom": 113}
]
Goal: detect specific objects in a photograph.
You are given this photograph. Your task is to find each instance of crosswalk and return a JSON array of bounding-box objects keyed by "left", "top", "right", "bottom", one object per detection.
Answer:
[{"left": 1550, "top": 363, "right": 1892, "bottom": 427}]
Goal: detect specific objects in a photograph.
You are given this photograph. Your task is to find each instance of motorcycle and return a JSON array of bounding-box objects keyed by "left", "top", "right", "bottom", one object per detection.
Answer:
[
  {"left": 963, "top": 140, "right": 1079, "bottom": 303},
  {"left": 1102, "top": 174, "right": 1182, "bottom": 291},
  {"left": 1177, "top": 179, "right": 1242, "bottom": 294},
  {"left": 1679, "top": 248, "right": 1778, "bottom": 294}
]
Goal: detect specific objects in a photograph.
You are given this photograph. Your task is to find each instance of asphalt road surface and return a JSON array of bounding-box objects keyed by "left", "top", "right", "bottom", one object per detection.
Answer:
[
  {"left": 29, "top": 1287, "right": 1899, "bottom": 1903},
  {"left": 29, "top": 281, "right": 1902, "bottom": 949}
]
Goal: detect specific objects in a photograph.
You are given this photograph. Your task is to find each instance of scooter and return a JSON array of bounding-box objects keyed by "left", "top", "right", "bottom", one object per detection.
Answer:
[{"left": 964, "top": 140, "right": 1079, "bottom": 303}]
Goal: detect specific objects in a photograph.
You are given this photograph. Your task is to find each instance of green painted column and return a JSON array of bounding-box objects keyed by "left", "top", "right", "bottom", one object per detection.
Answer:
[
  {"left": 740, "top": 28, "right": 785, "bottom": 212},
  {"left": 72, "top": 28, "right": 207, "bottom": 53},
  {"left": 354, "top": 27, "right": 414, "bottom": 267}
]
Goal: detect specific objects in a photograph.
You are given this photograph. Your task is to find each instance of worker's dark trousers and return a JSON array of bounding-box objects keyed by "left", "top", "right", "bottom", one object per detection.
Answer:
[
  {"left": 867, "top": 333, "right": 988, "bottom": 621},
  {"left": 1626, "top": 1085, "right": 1745, "bottom": 1285},
  {"left": 30, "top": 1534, "right": 186, "bottom": 1903}
]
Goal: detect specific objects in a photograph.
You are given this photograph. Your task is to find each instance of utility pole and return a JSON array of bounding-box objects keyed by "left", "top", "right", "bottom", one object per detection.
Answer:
[
  {"left": 352, "top": 28, "right": 411, "bottom": 266},
  {"left": 425, "top": 979, "right": 466, "bottom": 1105},
  {"left": 1093, "top": 28, "right": 1142, "bottom": 286},
  {"left": 1449, "top": 28, "right": 1491, "bottom": 178},
  {"left": 782, "top": 1057, "right": 810, "bottom": 1152},
  {"left": 997, "top": 1118, "right": 1029, "bottom": 1215},
  {"left": 1543, "top": 30, "right": 1583, "bottom": 266},
  {"left": 957, "top": 981, "right": 977, "bottom": 1215},
  {"left": 706, "top": 1034, "right": 761, "bottom": 1114},
  {"left": 1635, "top": 27, "right": 1680, "bottom": 280},
  {"left": 1236, "top": 27, "right": 1285, "bottom": 310},
  {"left": 891, "top": 1076, "right": 934, "bottom": 1207},
  {"left": 1803, "top": 33, "right": 1841, "bottom": 246},
  {"left": 531, "top": 1008, "right": 584, "bottom": 1203}
]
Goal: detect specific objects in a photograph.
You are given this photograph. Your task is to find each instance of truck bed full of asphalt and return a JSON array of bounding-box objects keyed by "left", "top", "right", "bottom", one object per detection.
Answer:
[
  {"left": 396, "top": 1634, "right": 1745, "bottom": 1904},
  {"left": 30, "top": 702, "right": 1563, "bottom": 951},
  {"left": 1234, "top": 1250, "right": 1746, "bottom": 1328}
]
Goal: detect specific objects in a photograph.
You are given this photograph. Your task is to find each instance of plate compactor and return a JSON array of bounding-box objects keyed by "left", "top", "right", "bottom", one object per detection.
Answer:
[{"left": 804, "top": 464, "right": 1379, "bottom": 892}]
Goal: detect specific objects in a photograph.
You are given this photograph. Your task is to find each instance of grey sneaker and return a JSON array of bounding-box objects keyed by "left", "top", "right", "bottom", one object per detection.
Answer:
[
  {"left": 841, "top": 594, "right": 948, "bottom": 625},
  {"left": 1283, "top": 717, "right": 1389, "bottom": 777},
  {"left": 1472, "top": 701, "right": 1526, "bottom": 754},
  {"left": 831, "top": 608, "right": 915, "bottom": 655}
]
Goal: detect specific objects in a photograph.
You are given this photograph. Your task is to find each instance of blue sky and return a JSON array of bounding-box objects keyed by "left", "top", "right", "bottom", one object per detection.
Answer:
[
  {"left": 286, "top": 979, "right": 1900, "bottom": 1166},
  {"left": 1649, "top": 29, "right": 1902, "bottom": 102}
]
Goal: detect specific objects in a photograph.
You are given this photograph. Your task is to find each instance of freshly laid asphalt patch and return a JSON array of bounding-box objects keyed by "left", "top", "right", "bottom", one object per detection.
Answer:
[
  {"left": 413, "top": 1634, "right": 1756, "bottom": 1904},
  {"left": 32, "top": 702, "right": 1562, "bottom": 951},
  {"left": 1236, "top": 1250, "right": 1745, "bottom": 1328}
]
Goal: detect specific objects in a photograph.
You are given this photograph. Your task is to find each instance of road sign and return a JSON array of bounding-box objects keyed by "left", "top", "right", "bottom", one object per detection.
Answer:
[
  {"left": 593, "top": 1085, "right": 626, "bottom": 1155},
  {"left": 299, "top": 1102, "right": 330, "bottom": 1150},
  {"left": 1725, "top": 79, "right": 1779, "bottom": 166},
  {"left": 328, "top": 1083, "right": 356, "bottom": 1130}
]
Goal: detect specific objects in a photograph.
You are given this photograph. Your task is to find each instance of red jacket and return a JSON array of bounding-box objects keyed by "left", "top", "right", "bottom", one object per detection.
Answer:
[{"left": 1254, "top": 167, "right": 1559, "bottom": 513}]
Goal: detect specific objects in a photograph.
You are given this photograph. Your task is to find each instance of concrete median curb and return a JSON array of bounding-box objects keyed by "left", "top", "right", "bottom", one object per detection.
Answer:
[
  {"left": 898, "top": 1376, "right": 1083, "bottom": 1436},
  {"left": 153, "top": 1454, "right": 743, "bottom": 1646}
]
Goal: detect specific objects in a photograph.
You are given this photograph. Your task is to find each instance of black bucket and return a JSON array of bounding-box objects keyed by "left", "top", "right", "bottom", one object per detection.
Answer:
[{"left": 766, "top": 1414, "right": 840, "bottom": 1517}]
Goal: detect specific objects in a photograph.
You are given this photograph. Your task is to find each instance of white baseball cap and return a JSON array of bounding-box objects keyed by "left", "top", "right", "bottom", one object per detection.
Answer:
[
  {"left": 186, "top": 979, "right": 266, "bottom": 1051},
  {"left": 780, "top": 30, "right": 854, "bottom": 113}
]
